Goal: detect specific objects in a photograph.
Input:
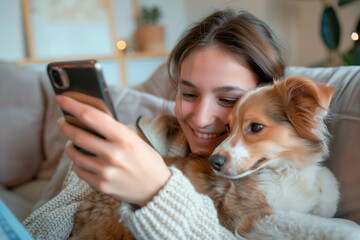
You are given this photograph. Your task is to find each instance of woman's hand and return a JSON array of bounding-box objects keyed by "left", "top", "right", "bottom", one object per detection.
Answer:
[{"left": 55, "top": 95, "right": 171, "bottom": 206}]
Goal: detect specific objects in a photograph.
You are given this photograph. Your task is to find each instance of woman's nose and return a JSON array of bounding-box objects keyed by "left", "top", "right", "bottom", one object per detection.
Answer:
[{"left": 192, "top": 98, "right": 216, "bottom": 128}]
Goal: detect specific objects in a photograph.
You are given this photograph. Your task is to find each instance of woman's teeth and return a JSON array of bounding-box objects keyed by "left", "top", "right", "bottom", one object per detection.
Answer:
[{"left": 194, "top": 130, "right": 221, "bottom": 139}]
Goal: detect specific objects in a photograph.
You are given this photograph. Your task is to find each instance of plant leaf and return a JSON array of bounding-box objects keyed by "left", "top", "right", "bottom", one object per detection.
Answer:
[
  {"left": 338, "top": 0, "right": 359, "bottom": 7},
  {"left": 321, "top": 7, "right": 341, "bottom": 50},
  {"left": 343, "top": 52, "right": 354, "bottom": 65},
  {"left": 354, "top": 46, "right": 360, "bottom": 64}
]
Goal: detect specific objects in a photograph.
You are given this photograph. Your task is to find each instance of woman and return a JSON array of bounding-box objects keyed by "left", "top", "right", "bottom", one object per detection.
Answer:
[{"left": 24, "top": 9, "right": 284, "bottom": 239}]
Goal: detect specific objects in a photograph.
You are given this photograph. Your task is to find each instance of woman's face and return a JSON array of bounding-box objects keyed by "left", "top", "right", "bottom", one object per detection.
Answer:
[{"left": 174, "top": 47, "right": 258, "bottom": 157}]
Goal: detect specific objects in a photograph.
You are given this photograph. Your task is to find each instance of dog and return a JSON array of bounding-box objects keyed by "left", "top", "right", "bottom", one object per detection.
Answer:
[{"left": 71, "top": 76, "right": 339, "bottom": 239}]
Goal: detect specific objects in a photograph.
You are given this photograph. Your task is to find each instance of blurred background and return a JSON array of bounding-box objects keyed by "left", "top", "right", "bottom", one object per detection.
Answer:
[{"left": 0, "top": 0, "right": 359, "bottom": 86}]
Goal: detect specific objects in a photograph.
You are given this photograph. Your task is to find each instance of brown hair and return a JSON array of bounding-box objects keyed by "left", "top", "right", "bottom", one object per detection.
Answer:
[{"left": 168, "top": 9, "right": 285, "bottom": 87}]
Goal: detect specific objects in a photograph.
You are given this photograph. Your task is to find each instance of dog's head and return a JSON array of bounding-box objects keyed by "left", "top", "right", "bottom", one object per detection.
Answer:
[{"left": 209, "top": 76, "right": 334, "bottom": 179}]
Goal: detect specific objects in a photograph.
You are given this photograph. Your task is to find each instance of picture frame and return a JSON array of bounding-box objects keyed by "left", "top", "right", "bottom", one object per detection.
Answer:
[{"left": 22, "top": 0, "right": 118, "bottom": 59}]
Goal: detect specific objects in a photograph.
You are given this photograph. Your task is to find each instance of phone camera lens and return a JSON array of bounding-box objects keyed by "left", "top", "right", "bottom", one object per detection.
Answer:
[{"left": 52, "top": 70, "right": 63, "bottom": 87}]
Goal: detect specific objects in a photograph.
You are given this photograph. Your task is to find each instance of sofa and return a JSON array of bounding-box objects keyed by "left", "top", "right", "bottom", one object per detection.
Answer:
[{"left": 0, "top": 60, "right": 359, "bottom": 230}]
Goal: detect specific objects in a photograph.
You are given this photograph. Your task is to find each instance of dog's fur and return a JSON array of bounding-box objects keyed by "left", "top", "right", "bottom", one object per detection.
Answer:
[{"left": 71, "top": 76, "right": 339, "bottom": 239}]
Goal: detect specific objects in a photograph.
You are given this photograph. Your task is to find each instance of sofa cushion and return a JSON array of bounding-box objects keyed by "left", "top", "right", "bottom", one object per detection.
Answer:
[
  {"left": 133, "top": 62, "right": 177, "bottom": 101},
  {"left": 0, "top": 179, "right": 49, "bottom": 221},
  {"left": 35, "top": 72, "right": 67, "bottom": 180},
  {"left": 0, "top": 185, "right": 33, "bottom": 221},
  {"left": 0, "top": 61, "right": 44, "bottom": 187}
]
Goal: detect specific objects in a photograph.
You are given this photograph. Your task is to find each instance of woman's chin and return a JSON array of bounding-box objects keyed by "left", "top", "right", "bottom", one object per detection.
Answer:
[
  {"left": 190, "top": 136, "right": 227, "bottom": 156},
  {"left": 189, "top": 143, "right": 216, "bottom": 157}
]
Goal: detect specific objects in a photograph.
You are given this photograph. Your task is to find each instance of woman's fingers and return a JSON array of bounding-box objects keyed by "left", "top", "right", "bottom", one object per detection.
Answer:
[
  {"left": 55, "top": 95, "right": 131, "bottom": 142},
  {"left": 66, "top": 142, "right": 116, "bottom": 188},
  {"left": 66, "top": 142, "right": 126, "bottom": 194},
  {"left": 72, "top": 162, "right": 101, "bottom": 190},
  {"left": 65, "top": 142, "right": 103, "bottom": 174},
  {"left": 58, "top": 117, "right": 112, "bottom": 159}
]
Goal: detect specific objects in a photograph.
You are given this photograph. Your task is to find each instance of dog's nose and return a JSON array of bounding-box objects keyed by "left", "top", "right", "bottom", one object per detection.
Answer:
[{"left": 209, "top": 154, "right": 227, "bottom": 171}]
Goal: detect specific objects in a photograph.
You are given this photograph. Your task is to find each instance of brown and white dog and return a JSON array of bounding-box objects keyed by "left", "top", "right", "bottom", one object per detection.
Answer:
[{"left": 71, "top": 76, "right": 339, "bottom": 239}]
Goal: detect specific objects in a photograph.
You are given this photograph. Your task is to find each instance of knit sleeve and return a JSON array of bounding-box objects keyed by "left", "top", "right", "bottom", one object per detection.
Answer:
[
  {"left": 23, "top": 167, "right": 93, "bottom": 240},
  {"left": 119, "top": 167, "right": 237, "bottom": 240},
  {"left": 247, "top": 211, "right": 360, "bottom": 240}
]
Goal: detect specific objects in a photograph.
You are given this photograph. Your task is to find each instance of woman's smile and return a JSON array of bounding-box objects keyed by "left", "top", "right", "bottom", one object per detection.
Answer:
[
  {"left": 191, "top": 125, "right": 228, "bottom": 144},
  {"left": 193, "top": 129, "right": 226, "bottom": 140},
  {"left": 186, "top": 122, "right": 229, "bottom": 156}
]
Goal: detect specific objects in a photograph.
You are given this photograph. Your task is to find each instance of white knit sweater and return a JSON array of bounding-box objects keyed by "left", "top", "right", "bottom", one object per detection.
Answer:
[{"left": 24, "top": 115, "right": 360, "bottom": 240}]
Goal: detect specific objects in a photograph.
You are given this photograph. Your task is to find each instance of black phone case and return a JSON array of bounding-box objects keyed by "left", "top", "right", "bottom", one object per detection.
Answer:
[{"left": 47, "top": 59, "right": 117, "bottom": 155}]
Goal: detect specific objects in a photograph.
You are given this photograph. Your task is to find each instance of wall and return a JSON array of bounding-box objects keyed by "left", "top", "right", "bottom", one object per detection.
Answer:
[
  {"left": 112, "top": 0, "right": 187, "bottom": 85},
  {"left": 113, "top": 0, "right": 188, "bottom": 51},
  {"left": 0, "top": 0, "right": 188, "bottom": 86},
  {"left": 0, "top": 0, "right": 358, "bottom": 85},
  {"left": 0, "top": 0, "right": 25, "bottom": 61},
  {"left": 295, "top": 0, "right": 359, "bottom": 66}
]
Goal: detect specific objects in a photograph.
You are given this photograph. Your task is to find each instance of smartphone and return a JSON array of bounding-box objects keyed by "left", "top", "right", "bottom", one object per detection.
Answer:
[{"left": 47, "top": 59, "right": 118, "bottom": 155}]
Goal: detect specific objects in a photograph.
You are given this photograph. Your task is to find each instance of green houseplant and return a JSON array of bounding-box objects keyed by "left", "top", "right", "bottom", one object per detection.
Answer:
[
  {"left": 341, "top": 10, "right": 360, "bottom": 65},
  {"left": 137, "top": 6, "right": 165, "bottom": 52},
  {"left": 140, "top": 6, "right": 162, "bottom": 25},
  {"left": 320, "top": 0, "right": 360, "bottom": 65}
]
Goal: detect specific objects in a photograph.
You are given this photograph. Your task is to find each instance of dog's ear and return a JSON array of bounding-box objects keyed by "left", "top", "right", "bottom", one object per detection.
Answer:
[{"left": 276, "top": 76, "right": 334, "bottom": 141}]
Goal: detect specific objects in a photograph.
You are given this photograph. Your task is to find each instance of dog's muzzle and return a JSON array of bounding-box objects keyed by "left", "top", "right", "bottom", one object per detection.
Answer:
[{"left": 209, "top": 154, "right": 227, "bottom": 171}]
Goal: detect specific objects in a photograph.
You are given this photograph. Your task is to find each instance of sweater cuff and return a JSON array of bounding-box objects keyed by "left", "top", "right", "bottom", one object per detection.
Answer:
[{"left": 119, "top": 167, "right": 233, "bottom": 240}]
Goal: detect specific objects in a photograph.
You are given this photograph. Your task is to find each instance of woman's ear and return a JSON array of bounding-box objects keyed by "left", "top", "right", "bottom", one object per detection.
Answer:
[{"left": 275, "top": 76, "right": 334, "bottom": 142}]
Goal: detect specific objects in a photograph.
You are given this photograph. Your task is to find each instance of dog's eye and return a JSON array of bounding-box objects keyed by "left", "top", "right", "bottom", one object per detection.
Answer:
[
  {"left": 226, "top": 124, "right": 230, "bottom": 132},
  {"left": 250, "top": 123, "right": 264, "bottom": 133}
]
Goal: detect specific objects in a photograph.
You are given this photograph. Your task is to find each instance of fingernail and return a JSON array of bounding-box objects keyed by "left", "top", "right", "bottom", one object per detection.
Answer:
[
  {"left": 55, "top": 95, "right": 63, "bottom": 103},
  {"left": 57, "top": 117, "right": 65, "bottom": 125}
]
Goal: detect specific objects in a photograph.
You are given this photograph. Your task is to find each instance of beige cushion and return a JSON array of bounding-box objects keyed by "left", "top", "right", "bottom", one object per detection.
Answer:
[
  {"left": 0, "top": 61, "right": 44, "bottom": 187},
  {"left": 0, "top": 185, "right": 33, "bottom": 221},
  {"left": 133, "top": 62, "right": 177, "bottom": 101},
  {"left": 110, "top": 86, "right": 175, "bottom": 124},
  {"left": 36, "top": 73, "right": 67, "bottom": 180},
  {"left": 0, "top": 180, "right": 49, "bottom": 221},
  {"left": 0, "top": 60, "right": 67, "bottom": 187}
]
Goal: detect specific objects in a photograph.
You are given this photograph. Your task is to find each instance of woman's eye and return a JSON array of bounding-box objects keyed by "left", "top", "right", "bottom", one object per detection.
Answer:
[
  {"left": 249, "top": 123, "right": 265, "bottom": 133},
  {"left": 219, "top": 98, "right": 238, "bottom": 107},
  {"left": 182, "top": 93, "right": 197, "bottom": 100}
]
